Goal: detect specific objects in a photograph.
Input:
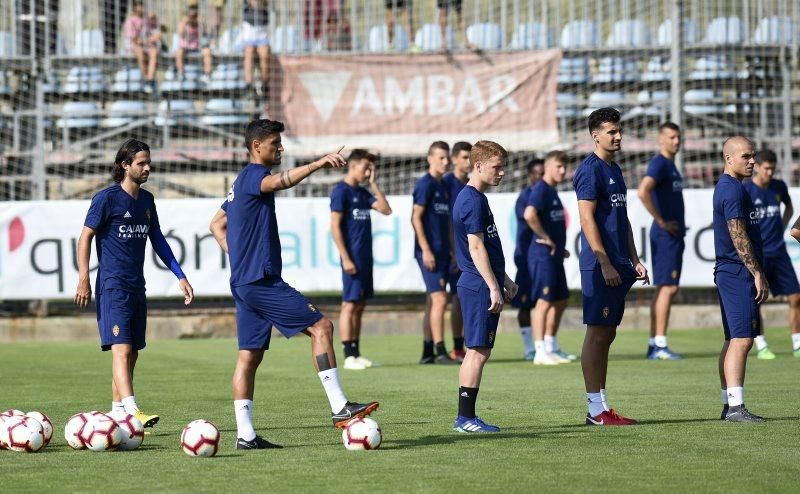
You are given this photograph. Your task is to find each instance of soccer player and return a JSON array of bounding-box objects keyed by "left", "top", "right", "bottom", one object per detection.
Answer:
[
  {"left": 452, "top": 140, "right": 517, "bottom": 433},
  {"left": 713, "top": 136, "right": 767, "bottom": 423},
  {"left": 209, "top": 119, "right": 379, "bottom": 449},
  {"left": 512, "top": 159, "right": 544, "bottom": 360},
  {"left": 442, "top": 141, "right": 472, "bottom": 362},
  {"left": 743, "top": 149, "right": 800, "bottom": 359},
  {"left": 330, "top": 149, "right": 393, "bottom": 370},
  {"left": 524, "top": 151, "right": 575, "bottom": 365},
  {"left": 412, "top": 141, "right": 459, "bottom": 365},
  {"left": 74, "top": 138, "right": 194, "bottom": 429},
  {"left": 574, "top": 108, "right": 649, "bottom": 426},
  {"left": 637, "top": 122, "right": 685, "bottom": 360}
]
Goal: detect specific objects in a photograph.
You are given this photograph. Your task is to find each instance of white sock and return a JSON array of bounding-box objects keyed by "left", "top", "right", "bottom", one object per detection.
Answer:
[
  {"left": 234, "top": 399, "right": 256, "bottom": 441},
  {"left": 648, "top": 337, "right": 656, "bottom": 346},
  {"left": 754, "top": 335, "right": 768, "bottom": 351},
  {"left": 792, "top": 333, "right": 800, "bottom": 350},
  {"left": 534, "top": 340, "right": 545, "bottom": 354},
  {"left": 111, "top": 401, "right": 125, "bottom": 413},
  {"left": 654, "top": 335, "right": 668, "bottom": 348},
  {"left": 318, "top": 368, "right": 348, "bottom": 413},
  {"left": 520, "top": 326, "right": 534, "bottom": 354},
  {"left": 726, "top": 386, "right": 744, "bottom": 407},
  {"left": 587, "top": 392, "right": 605, "bottom": 417},
  {"left": 121, "top": 396, "right": 139, "bottom": 415},
  {"left": 544, "top": 335, "right": 557, "bottom": 353},
  {"left": 600, "top": 388, "right": 610, "bottom": 411},
  {"left": 721, "top": 389, "right": 728, "bottom": 405}
]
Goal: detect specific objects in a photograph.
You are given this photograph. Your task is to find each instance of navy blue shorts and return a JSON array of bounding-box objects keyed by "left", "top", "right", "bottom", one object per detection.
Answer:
[
  {"left": 416, "top": 255, "right": 450, "bottom": 293},
  {"left": 448, "top": 269, "right": 461, "bottom": 296},
  {"left": 457, "top": 282, "right": 500, "bottom": 348},
  {"left": 342, "top": 265, "right": 374, "bottom": 302},
  {"left": 232, "top": 277, "right": 324, "bottom": 350},
  {"left": 763, "top": 249, "right": 800, "bottom": 296},
  {"left": 650, "top": 230, "right": 685, "bottom": 286},
  {"left": 529, "top": 258, "right": 569, "bottom": 303},
  {"left": 97, "top": 288, "right": 147, "bottom": 351},
  {"left": 580, "top": 263, "right": 636, "bottom": 326},
  {"left": 510, "top": 254, "right": 532, "bottom": 308},
  {"left": 715, "top": 264, "right": 760, "bottom": 340}
]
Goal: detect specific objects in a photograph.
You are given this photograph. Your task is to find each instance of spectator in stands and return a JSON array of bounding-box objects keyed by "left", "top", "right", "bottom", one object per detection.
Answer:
[
  {"left": 304, "top": 0, "right": 342, "bottom": 49},
  {"left": 124, "top": 1, "right": 161, "bottom": 93},
  {"left": 209, "top": 0, "right": 226, "bottom": 50},
  {"left": 385, "top": 0, "right": 414, "bottom": 51},
  {"left": 438, "top": 0, "right": 474, "bottom": 50},
  {"left": 101, "top": 0, "right": 128, "bottom": 54},
  {"left": 324, "top": 11, "right": 352, "bottom": 51},
  {"left": 176, "top": 5, "right": 213, "bottom": 85},
  {"left": 237, "top": 0, "right": 271, "bottom": 97}
]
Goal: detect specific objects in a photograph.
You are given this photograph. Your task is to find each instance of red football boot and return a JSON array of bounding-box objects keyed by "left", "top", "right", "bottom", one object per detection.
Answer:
[{"left": 585, "top": 409, "right": 637, "bottom": 426}]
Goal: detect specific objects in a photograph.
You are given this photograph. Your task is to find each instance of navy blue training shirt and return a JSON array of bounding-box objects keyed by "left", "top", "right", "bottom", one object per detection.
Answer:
[
  {"left": 412, "top": 173, "right": 451, "bottom": 259},
  {"left": 713, "top": 174, "right": 764, "bottom": 269},
  {"left": 330, "top": 181, "right": 377, "bottom": 265},
  {"left": 573, "top": 153, "right": 631, "bottom": 270},
  {"left": 223, "top": 163, "right": 282, "bottom": 286},
  {"left": 527, "top": 180, "right": 566, "bottom": 262},
  {"left": 453, "top": 185, "right": 505, "bottom": 290},
  {"left": 645, "top": 154, "right": 686, "bottom": 236},
  {"left": 513, "top": 186, "right": 533, "bottom": 261},
  {"left": 442, "top": 172, "right": 466, "bottom": 211},
  {"left": 84, "top": 184, "right": 184, "bottom": 292},
  {"left": 743, "top": 179, "right": 789, "bottom": 257}
]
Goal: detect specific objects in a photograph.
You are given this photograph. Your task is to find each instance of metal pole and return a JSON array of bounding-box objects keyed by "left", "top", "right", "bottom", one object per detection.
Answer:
[
  {"left": 33, "top": 78, "right": 46, "bottom": 199},
  {"left": 670, "top": 0, "right": 684, "bottom": 171},
  {"left": 780, "top": 47, "right": 793, "bottom": 185}
]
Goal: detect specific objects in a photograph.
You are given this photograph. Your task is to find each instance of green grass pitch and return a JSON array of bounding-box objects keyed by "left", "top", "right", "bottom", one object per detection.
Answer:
[{"left": 1, "top": 327, "right": 799, "bottom": 492}]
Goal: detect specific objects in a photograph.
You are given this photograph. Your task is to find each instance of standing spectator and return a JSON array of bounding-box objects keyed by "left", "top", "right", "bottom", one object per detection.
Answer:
[
  {"left": 324, "top": 11, "right": 351, "bottom": 51},
  {"left": 124, "top": 1, "right": 161, "bottom": 93},
  {"left": 176, "top": 5, "right": 213, "bottom": 85},
  {"left": 438, "top": 0, "right": 474, "bottom": 50},
  {"left": 304, "top": 0, "right": 341, "bottom": 48},
  {"left": 236, "top": 0, "right": 271, "bottom": 96},
  {"left": 101, "top": 0, "right": 128, "bottom": 54},
  {"left": 385, "top": 0, "right": 414, "bottom": 51}
]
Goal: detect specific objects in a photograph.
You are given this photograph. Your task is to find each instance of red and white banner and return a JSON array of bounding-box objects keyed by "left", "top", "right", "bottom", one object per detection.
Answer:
[{"left": 274, "top": 50, "right": 561, "bottom": 156}]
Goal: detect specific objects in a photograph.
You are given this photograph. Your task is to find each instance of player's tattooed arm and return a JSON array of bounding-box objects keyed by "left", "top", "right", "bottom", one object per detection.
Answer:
[{"left": 727, "top": 218, "right": 762, "bottom": 276}]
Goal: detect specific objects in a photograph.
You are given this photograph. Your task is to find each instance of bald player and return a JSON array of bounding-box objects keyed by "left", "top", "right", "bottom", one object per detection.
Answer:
[{"left": 713, "top": 136, "right": 767, "bottom": 423}]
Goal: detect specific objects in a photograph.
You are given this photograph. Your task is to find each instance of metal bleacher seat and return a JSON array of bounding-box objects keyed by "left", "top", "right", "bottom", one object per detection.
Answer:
[
  {"left": 57, "top": 102, "right": 101, "bottom": 129},
  {"left": 64, "top": 66, "right": 107, "bottom": 93},
  {"left": 367, "top": 24, "right": 410, "bottom": 52},
  {"left": 690, "top": 56, "right": 735, "bottom": 80},
  {"left": 555, "top": 93, "right": 580, "bottom": 119},
  {"left": 629, "top": 90, "right": 669, "bottom": 118},
  {"left": 684, "top": 89, "right": 734, "bottom": 116},
  {"left": 161, "top": 65, "right": 202, "bottom": 93},
  {"left": 644, "top": 19, "right": 698, "bottom": 82},
  {"left": 111, "top": 67, "right": 143, "bottom": 93},
  {"left": 752, "top": 16, "right": 795, "bottom": 44},
  {"left": 0, "top": 31, "right": 13, "bottom": 95},
  {"left": 558, "top": 20, "right": 598, "bottom": 84},
  {"left": 102, "top": 100, "right": 148, "bottom": 128},
  {"left": 217, "top": 28, "right": 241, "bottom": 55},
  {"left": 200, "top": 99, "right": 250, "bottom": 126},
  {"left": 703, "top": 16, "right": 746, "bottom": 45},
  {"left": 508, "top": 23, "right": 552, "bottom": 50},
  {"left": 466, "top": 23, "right": 503, "bottom": 51},
  {"left": 415, "top": 24, "right": 455, "bottom": 52},
  {"left": 73, "top": 29, "right": 104, "bottom": 56},
  {"left": 582, "top": 91, "right": 626, "bottom": 117},
  {"left": 155, "top": 99, "right": 195, "bottom": 126},
  {"left": 208, "top": 63, "right": 247, "bottom": 91},
  {"left": 272, "top": 25, "right": 308, "bottom": 54},
  {"left": 595, "top": 20, "right": 650, "bottom": 83}
]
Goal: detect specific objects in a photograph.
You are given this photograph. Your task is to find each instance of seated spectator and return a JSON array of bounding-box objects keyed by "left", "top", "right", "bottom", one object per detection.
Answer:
[
  {"left": 324, "top": 11, "right": 351, "bottom": 51},
  {"left": 304, "top": 0, "right": 341, "bottom": 50},
  {"left": 124, "top": 1, "right": 161, "bottom": 93},
  {"left": 176, "top": 5, "right": 213, "bottom": 85},
  {"left": 438, "top": 0, "right": 474, "bottom": 51},
  {"left": 385, "top": 0, "right": 415, "bottom": 51},
  {"left": 236, "top": 0, "right": 270, "bottom": 97}
]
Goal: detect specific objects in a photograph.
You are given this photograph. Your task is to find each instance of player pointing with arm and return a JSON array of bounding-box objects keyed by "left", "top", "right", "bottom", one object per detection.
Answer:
[
  {"left": 74, "top": 138, "right": 194, "bottom": 430},
  {"left": 574, "top": 108, "right": 648, "bottom": 426},
  {"left": 209, "top": 119, "right": 378, "bottom": 450},
  {"left": 451, "top": 141, "right": 517, "bottom": 433}
]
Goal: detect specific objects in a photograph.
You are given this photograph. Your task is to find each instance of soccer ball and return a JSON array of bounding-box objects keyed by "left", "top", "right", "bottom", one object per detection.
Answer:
[
  {"left": 108, "top": 411, "right": 144, "bottom": 451},
  {"left": 341, "top": 417, "right": 382, "bottom": 451},
  {"left": 180, "top": 420, "right": 220, "bottom": 457},
  {"left": 1, "top": 409, "right": 24, "bottom": 419},
  {"left": 4, "top": 416, "right": 45, "bottom": 453},
  {"left": 25, "top": 411, "right": 53, "bottom": 446},
  {"left": 64, "top": 413, "right": 92, "bottom": 450},
  {"left": 79, "top": 413, "right": 123, "bottom": 452}
]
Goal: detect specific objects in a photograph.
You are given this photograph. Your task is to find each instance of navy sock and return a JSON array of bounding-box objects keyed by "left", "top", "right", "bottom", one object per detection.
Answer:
[{"left": 453, "top": 337, "right": 464, "bottom": 352}]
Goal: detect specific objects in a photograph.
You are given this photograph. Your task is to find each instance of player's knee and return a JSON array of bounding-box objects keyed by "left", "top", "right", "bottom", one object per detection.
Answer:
[
  {"left": 310, "top": 318, "right": 334, "bottom": 340},
  {"left": 789, "top": 294, "right": 800, "bottom": 309},
  {"left": 430, "top": 291, "right": 447, "bottom": 307},
  {"left": 665, "top": 285, "right": 680, "bottom": 297}
]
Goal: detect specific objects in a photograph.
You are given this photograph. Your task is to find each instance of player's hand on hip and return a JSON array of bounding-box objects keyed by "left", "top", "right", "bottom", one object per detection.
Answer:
[
  {"left": 754, "top": 272, "right": 769, "bottom": 304},
  {"left": 663, "top": 220, "right": 681, "bottom": 237},
  {"left": 635, "top": 262, "right": 650, "bottom": 285},
  {"left": 74, "top": 279, "right": 92, "bottom": 308},
  {"left": 343, "top": 258, "right": 358, "bottom": 275},
  {"left": 422, "top": 250, "right": 436, "bottom": 271},
  {"left": 535, "top": 236, "right": 557, "bottom": 256},
  {"left": 504, "top": 281, "right": 519, "bottom": 302},
  {"left": 179, "top": 278, "right": 194, "bottom": 305},
  {"left": 488, "top": 287, "right": 504, "bottom": 314},
  {"left": 600, "top": 262, "right": 621, "bottom": 287},
  {"left": 563, "top": 249, "right": 571, "bottom": 259},
  {"left": 314, "top": 146, "right": 346, "bottom": 169}
]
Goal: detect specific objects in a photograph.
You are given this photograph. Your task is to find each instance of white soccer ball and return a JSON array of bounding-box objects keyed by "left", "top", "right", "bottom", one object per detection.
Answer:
[
  {"left": 342, "top": 417, "right": 382, "bottom": 451},
  {"left": 25, "top": 411, "right": 53, "bottom": 446},
  {"left": 4, "top": 416, "right": 45, "bottom": 453},
  {"left": 180, "top": 419, "right": 220, "bottom": 457},
  {"left": 79, "top": 413, "right": 123, "bottom": 452},
  {"left": 64, "top": 413, "right": 93, "bottom": 450},
  {"left": 108, "top": 411, "right": 144, "bottom": 451},
  {"left": 1, "top": 409, "right": 24, "bottom": 419}
]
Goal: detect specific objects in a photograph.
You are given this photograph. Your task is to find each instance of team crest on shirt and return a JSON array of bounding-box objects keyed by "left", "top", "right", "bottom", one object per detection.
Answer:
[
  {"left": 543, "top": 286, "right": 550, "bottom": 296},
  {"left": 602, "top": 307, "right": 610, "bottom": 318},
  {"left": 146, "top": 209, "right": 151, "bottom": 221},
  {"left": 776, "top": 194, "right": 781, "bottom": 202},
  {"left": 439, "top": 278, "right": 446, "bottom": 288},
  {"left": 752, "top": 319, "right": 757, "bottom": 329},
  {"left": 671, "top": 270, "right": 678, "bottom": 280},
  {"left": 112, "top": 325, "right": 120, "bottom": 336},
  {"left": 488, "top": 331, "right": 495, "bottom": 343},
  {"left": 308, "top": 303, "right": 318, "bottom": 313}
]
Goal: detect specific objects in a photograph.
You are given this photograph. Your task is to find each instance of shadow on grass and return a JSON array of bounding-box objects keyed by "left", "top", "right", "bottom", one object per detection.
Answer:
[
  {"left": 610, "top": 352, "right": 721, "bottom": 361},
  {"left": 383, "top": 428, "right": 580, "bottom": 450}
]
